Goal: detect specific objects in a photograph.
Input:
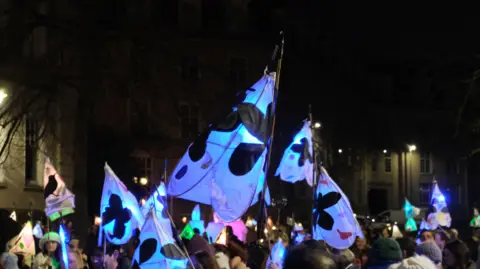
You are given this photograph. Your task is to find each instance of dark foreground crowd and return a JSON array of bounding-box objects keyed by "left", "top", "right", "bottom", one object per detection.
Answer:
[{"left": 2, "top": 220, "right": 480, "bottom": 269}]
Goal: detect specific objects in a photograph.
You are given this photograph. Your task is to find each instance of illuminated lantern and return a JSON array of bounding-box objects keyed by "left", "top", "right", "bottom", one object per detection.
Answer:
[
  {"left": 179, "top": 224, "right": 195, "bottom": 240},
  {"left": 59, "top": 225, "right": 70, "bottom": 269},
  {"left": 215, "top": 228, "right": 227, "bottom": 245},
  {"left": 205, "top": 222, "right": 224, "bottom": 244},
  {"left": 167, "top": 70, "right": 277, "bottom": 222},
  {"left": 266, "top": 239, "right": 286, "bottom": 269},
  {"left": 33, "top": 222, "right": 43, "bottom": 239},
  {"left": 470, "top": 208, "right": 480, "bottom": 228},
  {"left": 313, "top": 167, "right": 363, "bottom": 249},
  {"left": 9, "top": 221, "right": 35, "bottom": 256},
  {"left": 99, "top": 164, "right": 145, "bottom": 246},
  {"left": 210, "top": 212, "right": 247, "bottom": 243},
  {"left": 391, "top": 224, "right": 403, "bottom": 239},
  {"left": 141, "top": 183, "right": 172, "bottom": 237},
  {"left": 132, "top": 209, "right": 188, "bottom": 269},
  {"left": 189, "top": 205, "right": 205, "bottom": 235},
  {"left": 10, "top": 211, "right": 16, "bottom": 222},
  {"left": 44, "top": 158, "right": 75, "bottom": 221},
  {"left": 427, "top": 182, "right": 451, "bottom": 229},
  {"left": 403, "top": 198, "right": 420, "bottom": 232},
  {"left": 276, "top": 120, "right": 314, "bottom": 186}
]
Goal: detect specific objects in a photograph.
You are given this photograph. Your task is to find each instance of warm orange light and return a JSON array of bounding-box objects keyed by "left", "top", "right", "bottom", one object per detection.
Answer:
[
  {"left": 182, "top": 217, "right": 187, "bottom": 223},
  {"left": 94, "top": 216, "right": 102, "bottom": 226}
]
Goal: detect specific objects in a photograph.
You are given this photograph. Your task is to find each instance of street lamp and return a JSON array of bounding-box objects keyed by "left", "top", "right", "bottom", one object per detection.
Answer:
[
  {"left": 139, "top": 177, "right": 148, "bottom": 186},
  {"left": 313, "top": 122, "right": 322, "bottom": 129},
  {"left": 408, "top": 145, "right": 417, "bottom": 152},
  {"left": 338, "top": 149, "right": 343, "bottom": 154},
  {"left": 407, "top": 144, "right": 416, "bottom": 199},
  {"left": 383, "top": 149, "right": 387, "bottom": 154},
  {"left": 0, "top": 89, "right": 7, "bottom": 105}
]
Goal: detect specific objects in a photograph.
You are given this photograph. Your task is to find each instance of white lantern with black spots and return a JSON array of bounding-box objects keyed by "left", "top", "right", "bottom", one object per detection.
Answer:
[
  {"left": 99, "top": 164, "right": 145, "bottom": 246},
  {"left": 276, "top": 120, "right": 314, "bottom": 186},
  {"left": 168, "top": 71, "right": 276, "bottom": 222},
  {"left": 131, "top": 209, "right": 187, "bottom": 269},
  {"left": 313, "top": 167, "right": 363, "bottom": 249},
  {"left": 141, "top": 183, "right": 172, "bottom": 237}
]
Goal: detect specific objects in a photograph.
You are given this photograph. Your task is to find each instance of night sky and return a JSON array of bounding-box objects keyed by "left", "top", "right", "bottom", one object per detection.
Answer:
[{"left": 258, "top": 2, "right": 480, "bottom": 150}]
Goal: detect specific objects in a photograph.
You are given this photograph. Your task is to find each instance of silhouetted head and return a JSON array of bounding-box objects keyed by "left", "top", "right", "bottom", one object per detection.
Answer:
[
  {"left": 284, "top": 245, "right": 336, "bottom": 269},
  {"left": 193, "top": 228, "right": 201, "bottom": 235}
]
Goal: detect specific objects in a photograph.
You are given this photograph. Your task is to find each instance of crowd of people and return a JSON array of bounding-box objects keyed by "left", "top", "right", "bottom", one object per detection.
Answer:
[{"left": 1, "top": 218, "right": 480, "bottom": 269}]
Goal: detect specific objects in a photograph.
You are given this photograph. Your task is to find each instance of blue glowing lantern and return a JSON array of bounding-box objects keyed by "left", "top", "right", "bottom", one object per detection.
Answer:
[
  {"left": 167, "top": 71, "right": 277, "bottom": 222},
  {"left": 266, "top": 239, "right": 286, "bottom": 269},
  {"left": 59, "top": 225, "right": 69, "bottom": 269},
  {"left": 141, "top": 183, "right": 172, "bottom": 237},
  {"left": 189, "top": 204, "right": 205, "bottom": 235},
  {"left": 427, "top": 182, "right": 451, "bottom": 229},
  {"left": 403, "top": 198, "right": 419, "bottom": 232}
]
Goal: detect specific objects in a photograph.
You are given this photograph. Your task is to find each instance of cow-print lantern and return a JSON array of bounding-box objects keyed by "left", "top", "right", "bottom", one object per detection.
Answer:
[
  {"left": 169, "top": 74, "right": 275, "bottom": 222},
  {"left": 314, "top": 192, "right": 342, "bottom": 231},
  {"left": 102, "top": 193, "right": 132, "bottom": 240},
  {"left": 132, "top": 239, "right": 186, "bottom": 269},
  {"left": 291, "top": 137, "right": 312, "bottom": 167},
  {"left": 155, "top": 194, "right": 169, "bottom": 219}
]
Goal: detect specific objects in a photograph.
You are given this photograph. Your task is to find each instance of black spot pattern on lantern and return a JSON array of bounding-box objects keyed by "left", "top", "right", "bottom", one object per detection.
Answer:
[
  {"left": 160, "top": 243, "right": 186, "bottom": 260},
  {"left": 314, "top": 192, "right": 342, "bottom": 231},
  {"left": 44, "top": 175, "right": 58, "bottom": 199},
  {"left": 139, "top": 238, "right": 157, "bottom": 264},
  {"left": 237, "top": 103, "right": 272, "bottom": 144},
  {"left": 174, "top": 165, "right": 188, "bottom": 180},
  {"left": 132, "top": 261, "right": 140, "bottom": 269},
  {"left": 228, "top": 143, "right": 265, "bottom": 176},
  {"left": 188, "top": 130, "right": 211, "bottom": 162},
  {"left": 291, "top": 137, "right": 312, "bottom": 167},
  {"left": 234, "top": 88, "right": 255, "bottom": 106},
  {"left": 102, "top": 194, "right": 132, "bottom": 240}
]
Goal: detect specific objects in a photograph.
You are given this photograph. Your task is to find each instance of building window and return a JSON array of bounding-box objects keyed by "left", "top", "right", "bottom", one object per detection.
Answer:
[
  {"left": 25, "top": 115, "right": 37, "bottom": 185},
  {"left": 179, "top": 104, "right": 199, "bottom": 139},
  {"left": 129, "top": 100, "right": 151, "bottom": 135},
  {"left": 229, "top": 57, "right": 247, "bottom": 85},
  {"left": 419, "top": 183, "right": 431, "bottom": 204},
  {"left": 181, "top": 56, "right": 199, "bottom": 81},
  {"left": 372, "top": 154, "right": 377, "bottom": 172},
  {"left": 132, "top": 156, "right": 152, "bottom": 179},
  {"left": 384, "top": 153, "right": 391, "bottom": 172},
  {"left": 420, "top": 152, "right": 431, "bottom": 174}
]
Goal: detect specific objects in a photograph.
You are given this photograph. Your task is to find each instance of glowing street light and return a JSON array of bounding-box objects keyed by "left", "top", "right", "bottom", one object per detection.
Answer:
[
  {"left": 313, "top": 122, "right": 322, "bottom": 129},
  {"left": 408, "top": 145, "right": 417, "bottom": 152},
  {"left": 383, "top": 149, "right": 387, "bottom": 154},
  {"left": 338, "top": 149, "right": 343, "bottom": 154},
  {"left": 0, "top": 89, "right": 7, "bottom": 105},
  {"left": 182, "top": 217, "right": 188, "bottom": 223},
  {"left": 139, "top": 177, "right": 148, "bottom": 186}
]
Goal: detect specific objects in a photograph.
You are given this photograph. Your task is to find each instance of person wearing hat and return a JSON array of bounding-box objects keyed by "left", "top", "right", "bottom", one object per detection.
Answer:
[
  {"left": 33, "top": 232, "right": 61, "bottom": 269},
  {"left": 415, "top": 241, "right": 442, "bottom": 267},
  {"left": 366, "top": 237, "right": 403, "bottom": 268}
]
